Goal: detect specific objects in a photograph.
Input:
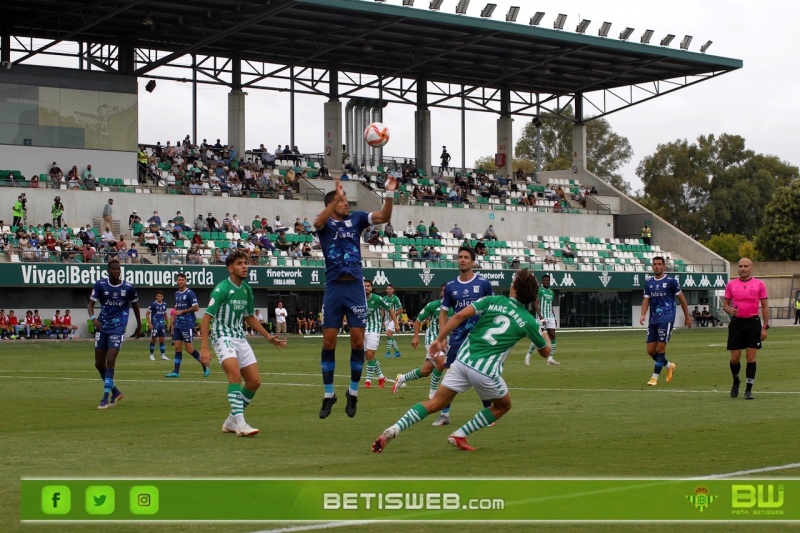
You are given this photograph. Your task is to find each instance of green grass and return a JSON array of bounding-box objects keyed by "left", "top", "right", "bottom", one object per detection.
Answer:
[{"left": 2, "top": 327, "right": 799, "bottom": 532}]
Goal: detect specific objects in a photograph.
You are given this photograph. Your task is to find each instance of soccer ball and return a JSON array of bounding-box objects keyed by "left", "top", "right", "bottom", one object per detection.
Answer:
[{"left": 364, "top": 122, "right": 390, "bottom": 148}]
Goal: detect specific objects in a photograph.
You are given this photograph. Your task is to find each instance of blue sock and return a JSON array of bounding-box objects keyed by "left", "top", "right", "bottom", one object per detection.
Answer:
[
  {"left": 321, "top": 348, "right": 335, "bottom": 394},
  {"left": 192, "top": 349, "right": 206, "bottom": 368},
  {"left": 482, "top": 399, "right": 492, "bottom": 408},
  {"left": 653, "top": 352, "right": 667, "bottom": 374},
  {"left": 160, "top": 343, "right": 166, "bottom": 356},
  {"left": 149, "top": 343, "right": 155, "bottom": 356},
  {"left": 174, "top": 353, "right": 182, "bottom": 373},
  {"left": 103, "top": 369, "right": 115, "bottom": 399},
  {"left": 442, "top": 405, "right": 451, "bottom": 415},
  {"left": 350, "top": 348, "right": 365, "bottom": 388}
]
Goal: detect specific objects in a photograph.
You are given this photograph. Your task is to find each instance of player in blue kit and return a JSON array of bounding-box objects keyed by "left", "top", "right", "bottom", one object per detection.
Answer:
[
  {"left": 87, "top": 258, "right": 142, "bottom": 409},
  {"left": 313, "top": 176, "right": 396, "bottom": 419},
  {"left": 165, "top": 273, "right": 210, "bottom": 378},
  {"left": 431, "top": 246, "right": 494, "bottom": 426},
  {"left": 639, "top": 256, "right": 692, "bottom": 386},
  {"left": 146, "top": 291, "right": 170, "bottom": 361}
]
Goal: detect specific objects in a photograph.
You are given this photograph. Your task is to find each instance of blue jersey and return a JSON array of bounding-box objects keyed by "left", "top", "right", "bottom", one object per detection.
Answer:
[
  {"left": 441, "top": 274, "right": 494, "bottom": 348},
  {"left": 174, "top": 288, "right": 198, "bottom": 329},
  {"left": 148, "top": 301, "right": 168, "bottom": 328},
  {"left": 90, "top": 279, "right": 139, "bottom": 335},
  {"left": 643, "top": 275, "right": 682, "bottom": 324},
  {"left": 316, "top": 210, "right": 371, "bottom": 284}
]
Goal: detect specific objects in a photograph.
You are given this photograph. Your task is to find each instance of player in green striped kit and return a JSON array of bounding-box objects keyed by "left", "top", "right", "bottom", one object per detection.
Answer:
[
  {"left": 382, "top": 284, "right": 403, "bottom": 358},
  {"left": 200, "top": 251, "right": 288, "bottom": 437},
  {"left": 373, "top": 269, "right": 551, "bottom": 453},
  {"left": 526, "top": 273, "right": 559, "bottom": 365},
  {"left": 363, "top": 279, "right": 397, "bottom": 388},
  {"left": 392, "top": 284, "right": 449, "bottom": 397}
]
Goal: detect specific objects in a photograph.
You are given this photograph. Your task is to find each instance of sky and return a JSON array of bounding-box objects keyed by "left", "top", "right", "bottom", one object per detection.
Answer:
[{"left": 137, "top": 0, "right": 800, "bottom": 194}]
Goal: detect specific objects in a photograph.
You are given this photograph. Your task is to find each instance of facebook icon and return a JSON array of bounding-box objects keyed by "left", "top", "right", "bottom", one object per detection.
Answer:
[{"left": 41, "top": 486, "right": 71, "bottom": 515}]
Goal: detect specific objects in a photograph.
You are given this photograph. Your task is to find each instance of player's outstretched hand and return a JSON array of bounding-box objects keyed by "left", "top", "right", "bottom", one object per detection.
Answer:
[
  {"left": 411, "top": 336, "right": 419, "bottom": 349},
  {"left": 270, "top": 336, "right": 288, "bottom": 350},
  {"left": 131, "top": 329, "right": 143, "bottom": 340},
  {"left": 384, "top": 176, "right": 397, "bottom": 192}
]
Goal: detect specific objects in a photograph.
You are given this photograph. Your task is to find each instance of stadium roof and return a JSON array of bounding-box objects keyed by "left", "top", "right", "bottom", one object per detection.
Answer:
[{"left": 4, "top": 0, "right": 743, "bottom": 116}]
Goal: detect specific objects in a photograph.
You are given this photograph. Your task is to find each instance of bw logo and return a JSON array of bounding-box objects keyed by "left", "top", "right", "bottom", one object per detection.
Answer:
[
  {"left": 373, "top": 270, "right": 390, "bottom": 286},
  {"left": 419, "top": 269, "right": 435, "bottom": 287},
  {"left": 685, "top": 486, "right": 717, "bottom": 512}
]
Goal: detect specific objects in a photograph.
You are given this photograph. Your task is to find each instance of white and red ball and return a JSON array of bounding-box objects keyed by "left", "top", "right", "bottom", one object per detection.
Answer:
[{"left": 364, "top": 122, "right": 390, "bottom": 148}]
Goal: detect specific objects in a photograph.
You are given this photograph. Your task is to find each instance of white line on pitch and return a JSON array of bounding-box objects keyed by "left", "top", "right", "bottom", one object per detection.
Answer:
[{"left": 694, "top": 462, "right": 800, "bottom": 479}]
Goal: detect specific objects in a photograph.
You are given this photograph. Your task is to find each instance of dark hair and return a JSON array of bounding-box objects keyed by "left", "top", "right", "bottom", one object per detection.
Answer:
[
  {"left": 541, "top": 273, "right": 550, "bottom": 280},
  {"left": 364, "top": 279, "right": 373, "bottom": 286},
  {"left": 652, "top": 256, "right": 665, "bottom": 265},
  {"left": 155, "top": 290, "right": 164, "bottom": 296},
  {"left": 176, "top": 273, "right": 187, "bottom": 280},
  {"left": 324, "top": 190, "right": 337, "bottom": 206},
  {"left": 107, "top": 258, "right": 121, "bottom": 268},
  {"left": 513, "top": 269, "right": 539, "bottom": 305},
  {"left": 458, "top": 245, "right": 476, "bottom": 261},
  {"left": 226, "top": 250, "right": 249, "bottom": 267}
]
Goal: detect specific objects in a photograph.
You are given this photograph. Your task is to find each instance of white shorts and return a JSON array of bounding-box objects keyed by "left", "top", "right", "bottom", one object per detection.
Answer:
[
  {"left": 212, "top": 336, "right": 257, "bottom": 369},
  {"left": 441, "top": 360, "right": 508, "bottom": 401},
  {"left": 541, "top": 317, "right": 557, "bottom": 330},
  {"left": 385, "top": 320, "right": 396, "bottom": 333},
  {"left": 365, "top": 332, "right": 380, "bottom": 352}
]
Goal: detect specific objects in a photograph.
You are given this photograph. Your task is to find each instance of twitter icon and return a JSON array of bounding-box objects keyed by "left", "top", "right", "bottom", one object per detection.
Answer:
[{"left": 85, "top": 486, "right": 115, "bottom": 515}]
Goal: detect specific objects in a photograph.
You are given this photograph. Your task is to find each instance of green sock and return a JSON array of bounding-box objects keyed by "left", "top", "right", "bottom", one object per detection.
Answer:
[
  {"left": 366, "top": 359, "right": 376, "bottom": 379},
  {"left": 241, "top": 387, "right": 255, "bottom": 410},
  {"left": 394, "top": 403, "right": 429, "bottom": 433},
  {"left": 373, "top": 359, "right": 384, "bottom": 379},
  {"left": 551, "top": 341, "right": 557, "bottom": 357},
  {"left": 458, "top": 408, "right": 497, "bottom": 436},
  {"left": 402, "top": 368, "right": 423, "bottom": 383},
  {"left": 228, "top": 383, "right": 244, "bottom": 416},
  {"left": 429, "top": 368, "right": 443, "bottom": 392}
]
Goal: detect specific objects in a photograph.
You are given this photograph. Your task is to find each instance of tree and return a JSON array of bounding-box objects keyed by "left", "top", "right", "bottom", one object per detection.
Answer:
[
  {"left": 472, "top": 155, "right": 497, "bottom": 172},
  {"left": 514, "top": 105, "right": 633, "bottom": 192},
  {"left": 636, "top": 134, "right": 799, "bottom": 240},
  {"left": 701, "top": 233, "right": 749, "bottom": 263},
  {"left": 755, "top": 180, "right": 800, "bottom": 261}
]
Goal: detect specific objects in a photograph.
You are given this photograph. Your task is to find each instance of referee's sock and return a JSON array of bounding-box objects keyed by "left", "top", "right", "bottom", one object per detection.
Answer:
[
  {"left": 730, "top": 361, "right": 741, "bottom": 384},
  {"left": 745, "top": 362, "right": 756, "bottom": 391}
]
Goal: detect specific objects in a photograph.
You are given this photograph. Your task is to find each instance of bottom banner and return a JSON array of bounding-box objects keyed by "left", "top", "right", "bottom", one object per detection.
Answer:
[{"left": 21, "top": 478, "right": 795, "bottom": 522}]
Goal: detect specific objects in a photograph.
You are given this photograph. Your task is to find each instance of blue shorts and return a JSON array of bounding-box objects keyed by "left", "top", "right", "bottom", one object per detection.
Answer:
[
  {"left": 95, "top": 331, "right": 125, "bottom": 351},
  {"left": 151, "top": 326, "right": 167, "bottom": 339},
  {"left": 445, "top": 342, "right": 463, "bottom": 369},
  {"left": 172, "top": 327, "right": 194, "bottom": 344},
  {"left": 321, "top": 280, "right": 367, "bottom": 330},
  {"left": 646, "top": 322, "right": 674, "bottom": 344}
]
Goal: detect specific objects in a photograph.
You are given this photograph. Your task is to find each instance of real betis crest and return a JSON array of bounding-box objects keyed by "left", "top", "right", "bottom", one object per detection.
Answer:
[{"left": 686, "top": 486, "right": 717, "bottom": 512}]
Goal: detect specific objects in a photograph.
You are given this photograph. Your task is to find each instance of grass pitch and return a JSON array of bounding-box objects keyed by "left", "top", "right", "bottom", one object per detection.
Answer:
[{"left": 2, "top": 327, "right": 799, "bottom": 532}]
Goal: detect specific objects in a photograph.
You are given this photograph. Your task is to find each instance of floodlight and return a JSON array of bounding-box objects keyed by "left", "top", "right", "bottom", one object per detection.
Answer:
[
  {"left": 142, "top": 13, "right": 154, "bottom": 26},
  {"left": 529, "top": 12, "right": 545, "bottom": 26},
  {"left": 700, "top": 40, "right": 713, "bottom": 53},
  {"left": 576, "top": 19, "right": 591, "bottom": 34},
  {"left": 480, "top": 3, "right": 496, "bottom": 18},
  {"left": 680, "top": 35, "right": 693, "bottom": 50},
  {"left": 598, "top": 22, "right": 612, "bottom": 37},
  {"left": 660, "top": 34, "right": 675, "bottom": 47},
  {"left": 619, "top": 27, "right": 634, "bottom": 41},
  {"left": 455, "top": 0, "right": 469, "bottom": 15},
  {"left": 403, "top": 0, "right": 414, "bottom": 5},
  {"left": 506, "top": 6, "right": 520, "bottom": 22},
  {"left": 532, "top": 116, "right": 543, "bottom": 128},
  {"left": 554, "top": 14, "right": 567, "bottom": 30},
  {"left": 640, "top": 29, "right": 654, "bottom": 44},
  {"left": 429, "top": 0, "right": 443, "bottom": 10},
  {"left": 374, "top": 0, "right": 386, "bottom": 2},
  {"left": 145, "top": 80, "right": 156, "bottom": 93}
]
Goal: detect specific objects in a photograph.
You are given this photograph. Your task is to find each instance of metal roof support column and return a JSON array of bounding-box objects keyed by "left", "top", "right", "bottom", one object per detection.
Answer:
[
  {"left": 461, "top": 85, "right": 466, "bottom": 175},
  {"left": 496, "top": 86, "right": 514, "bottom": 180},
  {"left": 2, "top": 32, "right": 12, "bottom": 64},
  {"left": 192, "top": 54, "right": 197, "bottom": 147},
  {"left": 290, "top": 66, "right": 295, "bottom": 151},
  {"left": 572, "top": 92, "right": 587, "bottom": 173},
  {"left": 228, "top": 57, "right": 246, "bottom": 158},
  {"left": 414, "top": 78, "right": 431, "bottom": 177},
  {"left": 324, "top": 68, "right": 342, "bottom": 171},
  {"left": 118, "top": 41, "right": 134, "bottom": 75}
]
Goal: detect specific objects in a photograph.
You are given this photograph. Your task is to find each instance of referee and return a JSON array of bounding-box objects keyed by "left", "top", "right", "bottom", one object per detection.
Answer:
[{"left": 722, "top": 258, "right": 769, "bottom": 400}]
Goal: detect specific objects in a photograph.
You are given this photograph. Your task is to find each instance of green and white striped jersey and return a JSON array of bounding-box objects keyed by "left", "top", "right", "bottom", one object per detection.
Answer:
[
  {"left": 382, "top": 294, "right": 402, "bottom": 315},
  {"left": 205, "top": 277, "right": 254, "bottom": 340},
  {"left": 538, "top": 286, "right": 555, "bottom": 320},
  {"left": 457, "top": 295, "right": 547, "bottom": 378},
  {"left": 366, "top": 293, "right": 392, "bottom": 334},
  {"left": 417, "top": 299, "right": 452, "bottom": 346}
]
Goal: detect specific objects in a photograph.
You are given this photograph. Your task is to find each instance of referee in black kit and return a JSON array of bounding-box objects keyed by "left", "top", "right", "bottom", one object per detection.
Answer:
[{"left": 722, "top": 258, "right": 769, "bottom": 400}]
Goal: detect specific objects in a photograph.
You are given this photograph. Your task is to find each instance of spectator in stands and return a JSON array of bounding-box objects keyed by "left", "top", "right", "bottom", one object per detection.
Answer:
[
  {"left": 319, "top": 163, "right": 330, "bottom": 179},
  {"left": 451, "top": 223, "right": 464, "bottom": 239},
  {"left": 83, "top": 172, "right": 98, "bottom": 190},
  {"left": 274, "top": 215, "right": 288, "bottom": 233},
  {"left": 561, "top": 241, "right": 575, "bottom": 259},
  {"left": 127, "top": 242, "right": 139, "bottom": 264},
  {"left": 415, "top": 220, "right": 428, "bottom": 238},
  {"left": 544, "top": 185, "right": 558, "bottom": 202},
  {"left": 275, "top": 232, "right": 290, "bottom": 251},
  {"left": 288, "top": 243, "right": 302, "bottom": 259},
  {"left": 475, "top": 238, "right": 487, "bottom": 256},
  {"left": 403, "top": 221, "right": 416, "bottom": 239},
  {"left": 194, "top": 215, "right": 206, "bottom": 231},
  {"left": 148, "top": 211, "right": 162, "bottom": 227},
  {"left": 206, "top": 213, "right": 219, "bottom": 231},
  {"left": 408, "top": 244, "right": 419, "bottom": 260},
  {"left": 545, "top": 246, "right": 556, "bottom": 265},
  {"left": 702, "top": 307, "right": 719, "bottom": 327},
  {"left": 641, "top": 223, "right": 652, "bottom": 246},
  {"left": 484, "top": 225, "right": 497, "bottom": 241},
  {"left": 666, "top": 255, "right": 674, "bottom": 270},
  {"left": 259, "top": 233, "right": 275, "bottom": 252},
  {"left": 142, "top": 228, "right": 159, "bottom": 253},
  {"left": 511, "top": 257, "right": 521, "bottom": 268},
  {"left": 553, "top": 200, "right": 563, "bottom": 213},
  {"left": 428, "top": 221, "right": 442, "bottom": 239},
  {"left": 440, "top": 146, "right": 451, "bottom": 172},
  {"left": 447, "top": 185, "right": 461, "bottom": 202},
  {"left": 251, "top": 215, "right": 263, "bottom": 231},
  {"left": 221, "top": 213, "right": 232, "bottom": 231},
  {"left": 82, "top": 243, "right": 96, "bottom": 263},
  {"left": 589, "top": 186, "right": 598, "bottom": 195},
  {"left": 63, "top": 172, "right": 77, "bottom": 189},
  {"left": 101, "top": 227, "right": 116, "bottom": 254},
  {"left": 384, "top": 222, "right": 397, "bottom": 239},
  {"left": 294, "top": 218, "right": 306, "bottom": 235},
  {"left": 82, "top": 164, "right": 95, "bottom": 183},
  {"left": 49, "top": 162, "right": 63, "bottom": 188},
  {"left": 556, "top": 186, "right": 567, "bottom": 202},
  {"left": 44, "top": 230, "right": 57, "bottom": 253},
  {"left": 367, "top": 229, "right": 384, "bottom": 246},
  {"left": 67, "top": 165, "right": 79, "bottom": 182},
  {"left": 311, "top": 234, "right": 321, "bottom": 250},
  {"left": 102, "top": 198, "right": 114, "bottom": 231}
]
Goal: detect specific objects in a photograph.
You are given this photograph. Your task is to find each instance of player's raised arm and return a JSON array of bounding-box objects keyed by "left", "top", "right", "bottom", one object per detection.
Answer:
[{"left": 370, "top": 177, "right": 396, "bottom": 225}]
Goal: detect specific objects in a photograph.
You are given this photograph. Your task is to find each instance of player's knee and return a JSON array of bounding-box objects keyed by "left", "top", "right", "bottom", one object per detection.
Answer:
[{"left": 246, "top": 377, "right": 261, "bottom": 390}]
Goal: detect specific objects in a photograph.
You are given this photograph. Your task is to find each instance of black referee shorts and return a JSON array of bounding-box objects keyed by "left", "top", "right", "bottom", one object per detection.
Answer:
[{"left": 726, "top": 317, "right": 762, "bottom": 351}]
